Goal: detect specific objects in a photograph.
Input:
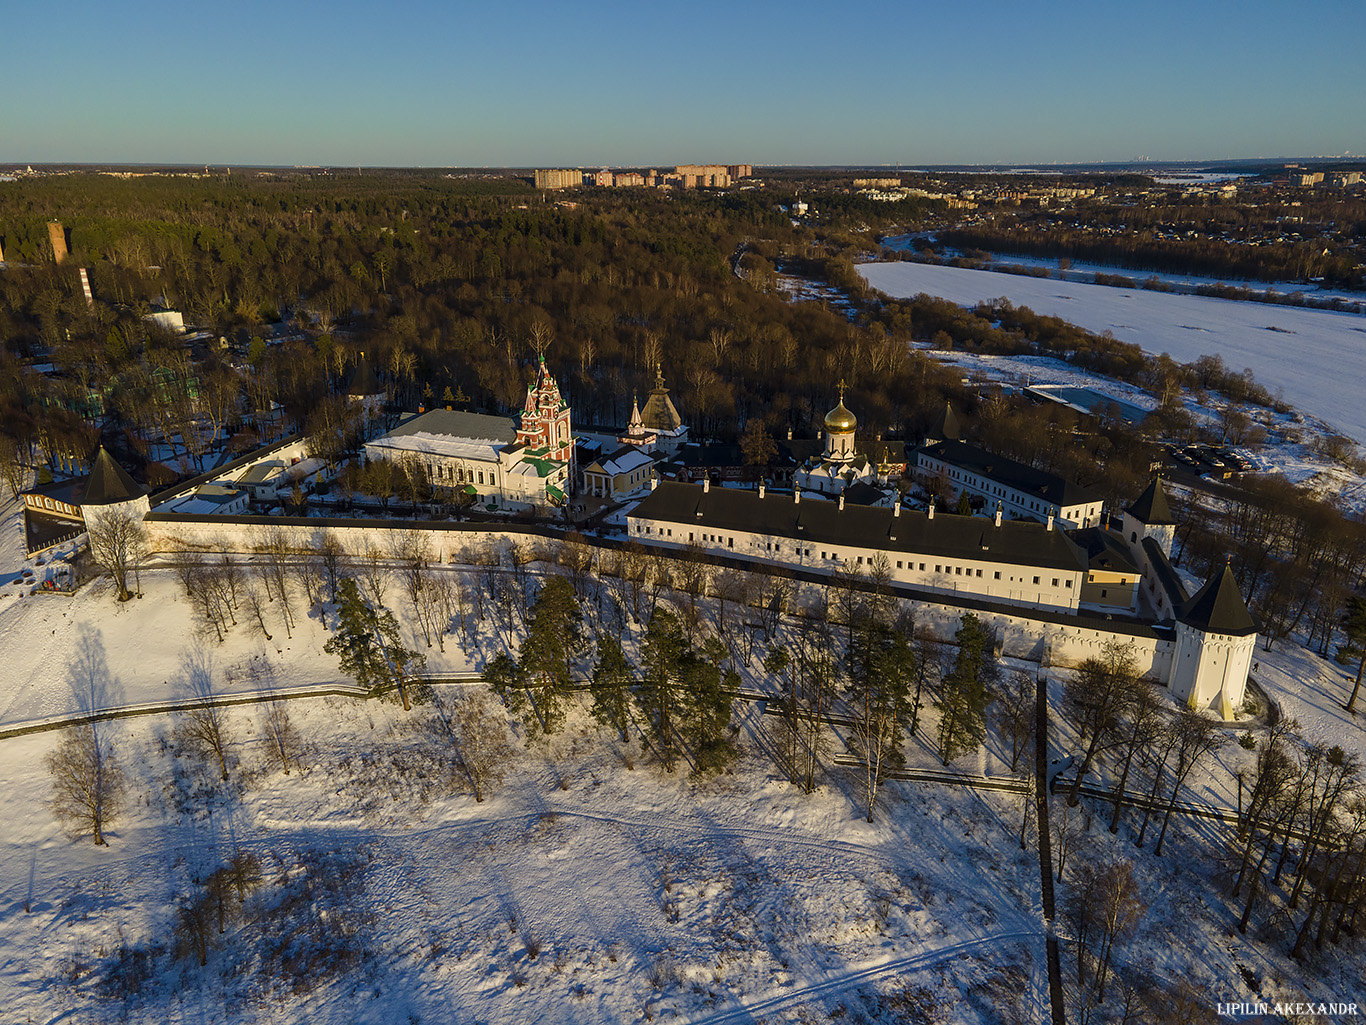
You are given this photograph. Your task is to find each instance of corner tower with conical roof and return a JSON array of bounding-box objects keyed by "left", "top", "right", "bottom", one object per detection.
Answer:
[
  {"left": 1122, "top": 476, "right": 1177, "bottom": 557},
  {"left": 1168, "top": 561, "right": 1259, "bottom": 719},
  {"left": 638, "top": 365, "right": 688, "bottom": 453}
]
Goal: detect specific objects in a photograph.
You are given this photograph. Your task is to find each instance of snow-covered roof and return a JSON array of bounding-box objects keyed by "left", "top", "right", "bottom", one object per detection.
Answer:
[
  {"left": 588, "top": 447, "right": 654, "bottom": 476},
  {"left": 368, "top": 432, "right": 503, "bottom": 464}
]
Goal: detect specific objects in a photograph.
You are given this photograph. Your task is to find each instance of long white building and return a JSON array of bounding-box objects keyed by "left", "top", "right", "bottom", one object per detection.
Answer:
[
  {"left": 626, "top": 477, "right": 1258, "bottom": 719},
  {"left": 629, "top": 481, "right": 1090, "bottom": 613}
]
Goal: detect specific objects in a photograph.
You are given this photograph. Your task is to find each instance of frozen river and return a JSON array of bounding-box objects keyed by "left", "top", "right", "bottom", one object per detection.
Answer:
[{"left": 860, "top": 261, "right": 1366, "bottom": 445}]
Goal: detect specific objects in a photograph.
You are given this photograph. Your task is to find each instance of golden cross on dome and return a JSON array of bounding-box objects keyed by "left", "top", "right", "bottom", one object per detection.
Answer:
[{"left": 837, "top": 379, "right": 847, "bottom": 401}]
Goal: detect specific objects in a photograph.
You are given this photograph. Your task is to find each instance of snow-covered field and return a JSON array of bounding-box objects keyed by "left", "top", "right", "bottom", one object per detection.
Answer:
[
  {"left": 860, "top": 260, "right": 1366, "bottom": 446},
  {"left": 3, "top": 488, "right": 1365, "bottom": 1023}
]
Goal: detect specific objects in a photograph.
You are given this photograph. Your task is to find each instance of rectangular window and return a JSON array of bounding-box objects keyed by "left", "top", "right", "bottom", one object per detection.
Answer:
[
  {"left": 1033, "top": 576, "right": 1040, "bottom": 585},
  {"left": 689, "top": 532, "right": 694, "bottom": 541},
  {"left": 1066, "top": 580, "right": 1072, "bottom": 588},
  {"left": 955, "top": 567, "right": 962, "bottom": 576},
  {"left": 478, "top": 471, "right": 485, "bottom": 484},
  {"left": 994, "top": 571, "right": 1001, "bottom": 580},
  {"left": 857, "top": 556, "right": 864, "bottom": 565},
  {"left": 1101, "top": 589, "right": 1108, "bottom": 598},
  {"left": 896, "top": 561, "right": 903, "bottom": 569},
  {"left": 935, "top": 565, "right": 941, "bottom": 574},
  {"left": 920, "top": 563, "right": 926, "bottom": 571},
  {"left": 1052, "top": 578, "right": 1059, "bottom": 587},
  {"left": 728, "top": 538, "right": 734, "bottom": 548},
  {"left": 976, "top": 569, "right": 983, "bottom": 578},
  {"left": 821, "top": 551, "right": 827, "bottom": 560}
]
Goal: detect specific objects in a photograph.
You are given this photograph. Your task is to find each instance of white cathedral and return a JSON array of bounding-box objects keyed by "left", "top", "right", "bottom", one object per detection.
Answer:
[{"left": 793, "top": 383, "right": 880, "bottom": 496}]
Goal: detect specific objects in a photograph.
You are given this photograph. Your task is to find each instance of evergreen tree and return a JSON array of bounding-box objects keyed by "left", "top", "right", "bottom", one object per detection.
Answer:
[
  {"left": 637, "top": 608, "right": 689, "bottom": 772},
  {"left": 635, "top": 609, "right": 736, "bottom": 775},
  {"left": 324, "top": 578, "right": 427, "bottom": 710},
  {"left": 589, "top": 635, "right": 635, "bottom": 740},
  {"left": 845, "top": 616, "right": 915, "bottom": 821},
  {"left": 684, "top": 637, "right": 739, "bottom": 775},
  {"left": 936, "top": 612, "right": 997, "bottom": 765},
  {"left": 505, "top": 575, "right": 583, "bottom": 740}
]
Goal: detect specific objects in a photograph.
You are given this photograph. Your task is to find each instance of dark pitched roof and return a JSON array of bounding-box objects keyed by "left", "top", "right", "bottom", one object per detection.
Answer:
[
  {"left": 671, "top": 442, "right": 745, "bottom": 468},
  {"left": 1126, "top": 478, "right": 1176, "bottom": 525},
  {"left": 84, "top": 447, "right": 146, "bottom": 505},
  {"left": 380, "top": 409, "right": 516, "bottom": 444},
  {"left": 843, "top": 482, "right": 890, "bottom": 506},
  {"left": 345, "top": 353, "right": 381, "bottom": 396},
  {"left": 1142, "top": 536, "right": 1189, "bottom": 606},
  {"left": 928, "top": 401, "right": 961, "bottom": 442},
  {"left": 1178, "top": 562, "right": 1259, "bottom": 637},
  {"left": 920, "top": 439, "right": 1102, "bottom": 509},
  {"left": 1069, "top": 527, "right": 1139, "bottom": 575},
  {"left": 631, "top": 482, "right": 1088, "bottom": 571},
  {"left": 641, "top": 367, "right": 683, "bottom": 431},
  {"left": 868, "top": 439, "right": 909, "bottom": 466}
]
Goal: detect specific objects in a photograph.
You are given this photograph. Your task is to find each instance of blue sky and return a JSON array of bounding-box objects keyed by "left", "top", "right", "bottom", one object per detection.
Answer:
[{"left": 4, "top": 0, "right": 1363, "bottom": 166}]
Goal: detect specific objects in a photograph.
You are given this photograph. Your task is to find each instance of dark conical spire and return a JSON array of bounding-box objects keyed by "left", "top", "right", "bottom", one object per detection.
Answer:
[
  {"left": 84, "top": 446, "right": 145, "bottom": 505},
  {"left": 1126, "top": 477, "right": 1175, "bottom": 525},
  {"left": 346, "top": 351, "right": 380, "bottom": 396},
  {"left": 927, "top": 400, "right": 961, "bottom": 443},
  {"left": 1178, "top": 561, "right": 1258, "bottom": 636}
]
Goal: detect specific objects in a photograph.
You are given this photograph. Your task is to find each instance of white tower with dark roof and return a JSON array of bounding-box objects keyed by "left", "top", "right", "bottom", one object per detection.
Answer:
[{"left": 1169, "top": 562, "right": 1259, "bottom": 719}]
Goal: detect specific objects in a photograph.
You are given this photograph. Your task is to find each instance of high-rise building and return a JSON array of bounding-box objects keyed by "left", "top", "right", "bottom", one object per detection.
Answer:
[{"left": 534, "top": 169, "right": 584, "bottom": 190}]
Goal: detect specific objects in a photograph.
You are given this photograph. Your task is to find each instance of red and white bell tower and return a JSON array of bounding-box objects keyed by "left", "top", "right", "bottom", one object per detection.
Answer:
[{"left": 515, "top": 357, "right": 574, "bottom": 462}]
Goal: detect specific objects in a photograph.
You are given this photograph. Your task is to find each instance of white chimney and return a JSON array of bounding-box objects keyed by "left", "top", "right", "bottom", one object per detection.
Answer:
[
  {"left": 703, "top": 478, "right": 710, "bottom": 493},
  {"left": 794, "top": 486, "right": 801, "bottom": 504},
  {"left": 994, "top": 503, "right": 1002, "bottom": 527},
  {"left": 838, "top": 492, "right": 845, "bottom": 511},
  {"left": 758, "top": 480, "right": 765, "bottom": 499},
  {"left": 649, "top": 476, "right": 657, "bottom": 491},
  {"left": 893, "top": 502, "right": 901, "bottom": 518},
  {"left": 1046, "top": 507, "right": 1055, "bottom": 531},
  {"left": 928, "top": 503, "right": 935, "bottom": 520}
]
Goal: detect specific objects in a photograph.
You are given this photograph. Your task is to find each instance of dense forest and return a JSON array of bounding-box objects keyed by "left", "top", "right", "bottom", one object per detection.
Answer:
[
  {"left": 0, "top": 169, "right": 1355, "bottom": 523},
  {"left": 935, "top": 191, "right": 1366, "bottom": 289}
]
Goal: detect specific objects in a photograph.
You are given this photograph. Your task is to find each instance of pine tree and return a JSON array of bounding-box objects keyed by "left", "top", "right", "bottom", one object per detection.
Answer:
[
  {"left": 589, "top": 635, "right": 635, "bottom": 740},
  {"left": 845, "top": 616, "right": 915, "bottom": 821},
  {"left": 637, "top": 608, "right": 689, "bottom": 772},
  {"left": 324, "top": 578, "right": 427, "bottom": 710},
  {"left": 936, "top": 612, "right": 997, "bottom": 765},
  {"left": 505, "top": 576, "right": 583, "bottom": 740}
]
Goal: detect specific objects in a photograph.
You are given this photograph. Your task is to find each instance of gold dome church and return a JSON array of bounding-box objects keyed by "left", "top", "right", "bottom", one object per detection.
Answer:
[{"left": 793, "top": 383, "right": 879, "bottom": 497}]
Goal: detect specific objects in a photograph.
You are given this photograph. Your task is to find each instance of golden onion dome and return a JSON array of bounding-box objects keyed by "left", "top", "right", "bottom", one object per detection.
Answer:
[{"left": 824, "top": 399, "right": 857, "bottom": 433}]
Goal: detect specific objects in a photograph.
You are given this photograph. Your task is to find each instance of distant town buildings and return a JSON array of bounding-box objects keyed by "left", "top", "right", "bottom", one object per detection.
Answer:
[
  {"left": 534, "top": 169, "right": 584, "bottom": 190},
  {"left": 533, "top": 164, "right": 753, "bottom": 191}
]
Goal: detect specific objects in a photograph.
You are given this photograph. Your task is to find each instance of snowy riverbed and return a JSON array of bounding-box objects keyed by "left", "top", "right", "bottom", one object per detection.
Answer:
[{"left": 859, "top": 260, "right": 1366, "bottom": 446}]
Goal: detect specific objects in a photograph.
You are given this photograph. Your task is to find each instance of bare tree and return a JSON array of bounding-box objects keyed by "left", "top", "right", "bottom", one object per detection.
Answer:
[
  {"left": 1064, "top": 640, "right": 1139, "bottom": 806},
  {"left": 1106, "top": 681, "right": 1164, "bottom": 833},
  {"left": 174, "top": 650, "right": 233, "bottom": 780},
  {"left": 1152, "top": 713, "right": 1224, "bottom": 855},
  {"left": 242, "top": 581, "right": 273, "bottom": 641},
  {"left": 359, "top": 545, "right": 389, "bottom": 609},
  {"left": 448, "top": 691, "right": 516, "bottom": 802},
  {"left": 993, "top": 668, "right": 1036, "bottom": 773},
  {"left": 85, "top": 506, "right": 147, "bottom": 602},
  {"left": 1092, "top": 861, "right": 1147, "bottom": 1002},
  {"left": 319, "top": 530, "right": 344, "bottom": 602},
  {"left": 1054, "top": 794, "right": 1084, "bottom": 882},
  {"left": 46, "top": 722, "right": 127, "bottom": 845},
  {"left": 260, "top": 699, "right": 304, "bottom": 774}
]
